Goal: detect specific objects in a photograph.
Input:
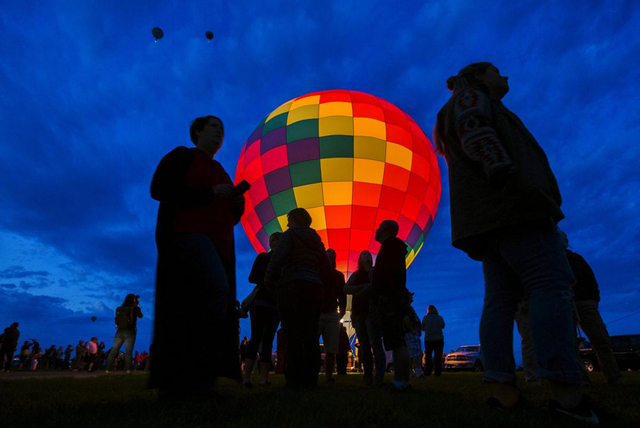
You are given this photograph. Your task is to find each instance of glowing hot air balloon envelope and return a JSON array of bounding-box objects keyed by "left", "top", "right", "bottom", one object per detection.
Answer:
[{"left": 235, "top": 90, "right": 441, "bottom": 277}]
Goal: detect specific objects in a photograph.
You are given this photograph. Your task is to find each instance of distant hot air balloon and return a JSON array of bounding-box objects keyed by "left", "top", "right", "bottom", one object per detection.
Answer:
[
  {"left": 235, "top": 90, "right": 441, "bottom": 277},
  {"left": 152, "top": 27, "right": 164, "bottom": 41},
  {"left": 91, "top": 316, "right": 97, "bottom": 323},
  {"left": 205, "top": 31, "right": 214, "bottom": 40}
]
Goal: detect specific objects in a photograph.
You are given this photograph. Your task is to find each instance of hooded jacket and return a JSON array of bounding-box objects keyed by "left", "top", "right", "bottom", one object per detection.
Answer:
[
  {"left": 371, "top": 236, "right": 409, "bottom": 304},
  {"left": 264, "top": 227, "right": 332, "bottom": 290},
  {"left": 436, "top": 87, "right": 564, "bottom": 260}
]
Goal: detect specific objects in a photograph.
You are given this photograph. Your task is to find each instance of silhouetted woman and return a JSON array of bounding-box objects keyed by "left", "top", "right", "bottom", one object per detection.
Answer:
[
  {"left": 105, "top": 294, "right": 142, "bottom": 374},
  {"left": 264, "top": 208, "right": 332, "bottom": 388},
  {"left": 150, "top": 115, "right": 245, "bottom": 400},
  {"left": 434, "top": 63, "right": 592, "bottom": 419},
  {"left": 422, "top": 305, "right": 444, "bottom": 376},
  {"left": 244, "top": 232, "right": 281, "bottom": 387},
  {"left": 344, "top": 250, "right": 379, "bottom": 385}
]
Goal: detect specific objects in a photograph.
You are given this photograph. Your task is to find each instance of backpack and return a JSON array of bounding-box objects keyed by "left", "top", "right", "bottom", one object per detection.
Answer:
[{"left": 115, "top": 306, "right": 135, "bottom": 330}]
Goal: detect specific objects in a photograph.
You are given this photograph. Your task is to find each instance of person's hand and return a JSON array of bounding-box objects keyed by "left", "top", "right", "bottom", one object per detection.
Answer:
[{"left": 213, "top": 184, "right": 234, "bottom": 198}]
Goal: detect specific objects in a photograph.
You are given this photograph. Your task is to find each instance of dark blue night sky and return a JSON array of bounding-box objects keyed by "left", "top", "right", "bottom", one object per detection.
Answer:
[{"left": 1, "top": 1, "right": 639, "bottom": 363}]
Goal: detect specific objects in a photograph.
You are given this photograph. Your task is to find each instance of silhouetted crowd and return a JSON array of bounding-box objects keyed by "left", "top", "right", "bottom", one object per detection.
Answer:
[
  {"left": 146, "top": 75, "right": 620, "bottom": 425},
  {"left": 0, "top": 328, "right": 149, "bottom": 373},
  {"left": 3, "top": 62, "right": 623, "bottom": 426}
]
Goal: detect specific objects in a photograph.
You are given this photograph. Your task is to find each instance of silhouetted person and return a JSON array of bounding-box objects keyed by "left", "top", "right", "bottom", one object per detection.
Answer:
[
  {"left": 405, "top": 294, "right": 423, "bottom": 377},
  {"left": 74, "top": 340, "right": 85, "bottom": 371},
  {"left": 63, "top": 345, "right": 73, "bottom": 370},
  {"left": 0, "top": 322, "right": 20, "bottom": 372},
  {"left": 30, "top": 340, "right": 42, "bottom": 370},
  {"left": 434, "top": 62, "right": 595, "bottom": 422},
  {"left": 422, "top": 305, "right": 445, "bottom": 377},
  {"left": 106, "top": 294, "right": 143, "bottom": 374},
  {"left": 559, "top": 231, "right": 623, "bottom": 385},
  {"left": 336, "top": 325, "right": 350, "bottom": 375},
  {"left": 318, "top": 248, "right": 346, "bottom": 383},
  {"left": 275, "top": 328, "right": 287, "bottom": 375},
  {"left": 85, "top": 337, "right": 99, "bottom": 371},
  {"left": 239, "top": 337, "right": 248, "bottom": 370},
  {"left": 344, "top": 250, "right": 381, "bottom": 385},
  {"left": 150, "top": 115, "right": 245, "bottom": 400},
  {"left": 244, "top": 232, "right": 282, "bottom": 388},
  {"left": 18, "top": 340, "right": 31, "bottom": 370},
  {"left": 370, "top": 220, "right": 412, "bottom": 391},
  {"left": 264, "top": 208, "right": 332, "bottom": 388}
]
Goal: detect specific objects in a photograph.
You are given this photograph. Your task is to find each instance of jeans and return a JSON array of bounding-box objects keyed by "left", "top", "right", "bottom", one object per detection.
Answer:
[
  {"left": 106, "top": 329, "right": 136, "bottom": 371},
  {"left": 368, "top": 303, "right": 387, "bottom": 382},
  {"left": 424, "top": 340, "right": 444, "bottom": 376},
  {"left": 352, "top": 315, "right": 373, "bottom": 378},
  {"left": 480, "top": 220, "right": 582, "bottom": 385},
  {"left": 277, "top": 280, "right": 323, "bottom": 387},
  {"left": 172, "top": 233, "right": 230, "bottom": 319},
  {"left": 247, "top": 305, "right": 280, "bottom": 363},
  {"left": 577, "top": 299, "right": 621, "bottom": 383},
  {"left": 515, "top": 299, "right": 539, "bottom": 382}
]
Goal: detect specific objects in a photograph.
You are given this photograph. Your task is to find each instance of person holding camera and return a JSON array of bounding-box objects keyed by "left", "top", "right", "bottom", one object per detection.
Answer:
[{"left": 105, "top": 294, "right": 143, "bottom": 373}]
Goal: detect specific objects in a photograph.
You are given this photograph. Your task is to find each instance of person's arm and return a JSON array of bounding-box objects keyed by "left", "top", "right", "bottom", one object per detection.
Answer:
[
  {"left": 343, "top": 273, "right": 365, "bottom": 295},
  {"left": 453, "top": 88, "right": 516, "bottom": 186},
  {"left": 136, "top": 307, "right": 143, "bottom": 318},
  {"left": 441, "top": 316, "right": 445, "bottom": 330},
  {"left": 248, "top": 253, "right": 268, "bottom": 285},
  {"left": 337, "top": 273, "right": 347, "bottom": 316},
  {"left": 150, "top": 147, "right": 216, "bottom": 207},
  {"left": 264, "top": 232, "right": 292, "bottom": 290}
]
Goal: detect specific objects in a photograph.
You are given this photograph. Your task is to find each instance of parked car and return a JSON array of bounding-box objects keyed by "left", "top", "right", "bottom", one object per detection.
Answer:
[
  {"left": 579, "top": 334, "right": 640, "bottom": 372},
  {"left": 444, "top": 345, "right": 483, "bottom": 372}
]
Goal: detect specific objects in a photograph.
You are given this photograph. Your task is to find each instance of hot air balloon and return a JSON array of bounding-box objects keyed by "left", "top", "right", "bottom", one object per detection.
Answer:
[
  {"left": 152, "top": 27, "right": 164, "bottom": 41},
  {"left": 235, "top": 90, "right": 441, "bottom": 277},
  {"left": 91, "top": 316, "right": 97, "bottom": 323},
  {"left": 205, "top": 31, "right": 214, "bottom": 40}
]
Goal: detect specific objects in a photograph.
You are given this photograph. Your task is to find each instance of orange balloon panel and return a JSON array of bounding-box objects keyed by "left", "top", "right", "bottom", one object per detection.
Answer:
[{"left": 235, "top": 90, "right": 441, "bottom": 277}]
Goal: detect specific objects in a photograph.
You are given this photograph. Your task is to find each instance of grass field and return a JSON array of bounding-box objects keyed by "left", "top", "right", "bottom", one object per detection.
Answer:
[{"left": 1, "top": 371, "right": 638, "bottom": 427}]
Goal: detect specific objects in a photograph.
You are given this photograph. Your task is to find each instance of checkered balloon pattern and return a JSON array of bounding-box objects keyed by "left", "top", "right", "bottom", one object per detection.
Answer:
[{"left": 235, "top": 90, "right": 441, "bottom": 277}]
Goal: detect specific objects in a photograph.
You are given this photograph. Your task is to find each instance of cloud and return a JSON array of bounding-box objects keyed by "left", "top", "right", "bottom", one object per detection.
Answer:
[{"left": 0, "top": 266, "right": 50, "bottom": 279}]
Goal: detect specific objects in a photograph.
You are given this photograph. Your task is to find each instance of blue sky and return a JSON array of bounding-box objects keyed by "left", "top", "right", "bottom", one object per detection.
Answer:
[{"left": 1, "top": 1, "right": 639, "bottom": 363}]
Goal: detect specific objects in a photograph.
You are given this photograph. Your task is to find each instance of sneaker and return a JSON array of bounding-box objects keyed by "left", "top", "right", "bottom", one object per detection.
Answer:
[
  {"left": 105, "top": 370, "right": 110, "bottom": 374},
  {"left": 127, "top": 370, "right": 133, "bottom": 374},
  {"left": 243, "top": 379, "right": 253, "bottom": 389},
  {"left": 549, "top": 396, "right": 599, "bottom": 425},
  {"left": 487, "top": 394, "right": 528, "bottom": 411},
  {"left": 259, "top": 381, "right": 272, "bottom": 386},
  {"left": 390, "top": 380, "right": 413, "bottom": 392}
]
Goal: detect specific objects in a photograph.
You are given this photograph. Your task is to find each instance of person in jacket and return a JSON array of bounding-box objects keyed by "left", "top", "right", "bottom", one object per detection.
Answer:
[
  {"left": 433, "top": 62, "right": 593, "bottom": 421},
  {"left": 370, "top": 220, "right": 411, "bottom": 391},
  {"left": 344, "top": 250, "right": 383, "bottom": 385},
  {"left": 150, "top": 115, "right": 245, "bottom": 400},
  {"left": 422, "top": 305, "right": 445, "bottom": 376},
  {"left": 264, "top": 208, "right": 332, "bottom": 388},
  {"left": 0, "top": 322, "right": 20, "bottom": 372},
  {"left": 560, "top": 231, "right": 622, "bottom": 385},
  {"left": 106, "top": 294, "right": 143, "bottom": 374},
  {"left": 63, "top": 345, "right": 73, "bottom": 370},
  {"left": 244, "top": 232, "right": 281, "bottom": 387},
  {"left": 74, "top": 340, "right": 85, "bottom": 371},
  {"left": 318, "top": 248, "right": 346, "bottom": 383}
]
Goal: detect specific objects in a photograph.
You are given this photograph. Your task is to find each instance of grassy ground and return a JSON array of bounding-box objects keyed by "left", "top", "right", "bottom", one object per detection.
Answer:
[{"left": 1, "top": 371, "right": 638, "bottom": 428}]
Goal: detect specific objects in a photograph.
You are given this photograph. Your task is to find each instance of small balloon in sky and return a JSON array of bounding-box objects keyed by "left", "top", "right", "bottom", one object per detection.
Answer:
[
  {"left": 91, "top": 316, "right": 97, "bottom": 323},
  {"left": 205, "top": 31, "right": 214, "bottom": 41},
  {"left": 152, "top": 27, "right": 164, "bottom": 41}
]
